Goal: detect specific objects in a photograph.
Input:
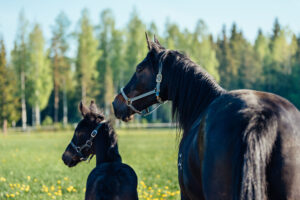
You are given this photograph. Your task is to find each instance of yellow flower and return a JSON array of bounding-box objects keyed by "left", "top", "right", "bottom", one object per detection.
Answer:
[
  {"left": 57, "top": 180, "right": 61, "bottom": 184},
  {"left": 25, "top": 185, "right": 30, "bottom": 192},
  {"left": 10, "top": 194, "right": 15, "bottom": 197},
  {"left": 27, "top": 176, "right": 31, "bottom": 181},
  {"left": 34, "top": 178, "right": 38, "bottom": 182},
  {"left": 0, "top": 177, "right": 6, "bottom": 182},
  {"left": 67, "top": 186, "right": 74, "bottom": 192},
  {"left": 64, "top": 177, "right": 69, "bottom": 181},
  {"left": 51, "top": 185, "right": 55, "bottom": 191}
]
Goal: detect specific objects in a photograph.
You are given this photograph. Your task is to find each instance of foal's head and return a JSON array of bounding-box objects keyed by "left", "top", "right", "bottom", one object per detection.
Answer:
[
  {"left": 113, "top": 34, "right": 168, "bottom": 121},
  {"left": 62, "top": 101, "right": 107, "bottom": 167}
]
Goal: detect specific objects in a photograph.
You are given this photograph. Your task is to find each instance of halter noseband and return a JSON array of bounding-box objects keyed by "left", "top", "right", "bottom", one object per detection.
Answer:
[
  {"left": 120, "top": 52, "right": 167, "bottom": 116},
  {"left": 70, "top": 121, "right": 106, "bottom": 162}
]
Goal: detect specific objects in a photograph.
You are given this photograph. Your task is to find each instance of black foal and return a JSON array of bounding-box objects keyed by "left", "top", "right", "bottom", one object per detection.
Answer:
[{"left": 62, "top": 101, "right": 138, "bottom": 200}]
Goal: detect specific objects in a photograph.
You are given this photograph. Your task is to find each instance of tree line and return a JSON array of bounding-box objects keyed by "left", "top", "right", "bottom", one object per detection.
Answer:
[{"left": 0, "top": 9, "right": 299, "bottom": 133}]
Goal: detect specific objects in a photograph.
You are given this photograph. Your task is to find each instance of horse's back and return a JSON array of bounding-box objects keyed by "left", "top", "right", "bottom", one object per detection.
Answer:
[
  {"left": 202, "top": 89, "right": 300, "bottom": 200},
  {"left": 85, "top": 162, "right": 138, "bottom": 200}
]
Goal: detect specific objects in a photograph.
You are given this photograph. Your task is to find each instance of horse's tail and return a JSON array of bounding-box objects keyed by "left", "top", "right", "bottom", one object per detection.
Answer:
[{"left": 239, "top": 110, "right": 278, "bottom": 200}]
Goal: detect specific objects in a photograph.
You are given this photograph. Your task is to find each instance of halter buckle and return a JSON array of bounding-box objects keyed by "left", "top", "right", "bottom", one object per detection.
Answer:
[
  {"left": 86, "top": 140, "right": 92, "bottom": 147},
  {"left": 156, "top": 74, "right": 162, "bottom": 82},
  {"left": 91, "top": 130, "right": 97, "bottom": 137}
]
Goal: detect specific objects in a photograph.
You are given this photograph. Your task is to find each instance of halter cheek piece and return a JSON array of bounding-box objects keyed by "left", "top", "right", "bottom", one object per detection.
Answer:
[
  {"left": 120, "top": 52, "right": 167, "bottom": 116},
  {"left": 70, "top": 121, "right": 106, "bottom": 162}
]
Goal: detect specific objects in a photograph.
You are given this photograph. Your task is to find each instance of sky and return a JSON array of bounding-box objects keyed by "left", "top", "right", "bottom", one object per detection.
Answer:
[{"left": 0, "top": 0, "right": 299, "bottom": 56}]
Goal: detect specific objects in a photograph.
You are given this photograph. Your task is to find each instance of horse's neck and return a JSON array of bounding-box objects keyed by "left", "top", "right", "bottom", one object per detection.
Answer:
[
  {"left": 95, "top": 135, "right": 122, "bottom": 166},
  {"left": 168, "top": 58, "right": 225, "bottom": 133}
]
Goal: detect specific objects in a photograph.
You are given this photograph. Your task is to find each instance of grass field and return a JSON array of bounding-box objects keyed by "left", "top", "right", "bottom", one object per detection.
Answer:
[{"left": 0, "top": 129, "right": 180, "bottom": 200}]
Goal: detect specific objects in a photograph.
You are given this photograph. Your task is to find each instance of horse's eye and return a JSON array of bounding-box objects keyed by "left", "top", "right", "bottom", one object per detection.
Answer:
[{"left": 136, "top": 67, "right": 143, "bottom": 73}]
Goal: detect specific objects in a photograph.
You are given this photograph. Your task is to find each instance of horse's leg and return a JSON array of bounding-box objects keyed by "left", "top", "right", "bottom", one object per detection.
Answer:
[
  {"left": 202, "top": 139, "right": 236, "bottom": 199},
  {"left": 201, "top": 123, "right": 242, "bottom": 200}
]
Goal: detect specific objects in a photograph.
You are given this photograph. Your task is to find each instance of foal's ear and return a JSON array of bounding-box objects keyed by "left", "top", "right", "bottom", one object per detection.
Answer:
[
  {"left": 89, "top": 100, "right": 98, "bottom": 114},
  {"left": 79, "top": 101, "right": 90, "bottom": 117},
  {"left": 154, "top": 35, "right": 161, "bottom": 46}
]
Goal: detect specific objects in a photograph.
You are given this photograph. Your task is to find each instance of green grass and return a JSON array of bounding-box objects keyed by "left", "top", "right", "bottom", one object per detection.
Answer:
[{"left": 0, "top": 129, "right": 180, "bottom": 200}]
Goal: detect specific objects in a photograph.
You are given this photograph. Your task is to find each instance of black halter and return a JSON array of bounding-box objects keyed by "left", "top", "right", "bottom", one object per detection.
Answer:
[{"left": 70, "top": 121, "right": 106, "bottom": 162}]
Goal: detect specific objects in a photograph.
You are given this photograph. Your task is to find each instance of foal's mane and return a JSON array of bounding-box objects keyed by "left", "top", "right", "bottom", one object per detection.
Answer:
[
  {"left": 102, "top": 120, "right": 121, "bottom": 162},
  {"left": 163, "top": 50, "right": 224, "bottom": 135}
]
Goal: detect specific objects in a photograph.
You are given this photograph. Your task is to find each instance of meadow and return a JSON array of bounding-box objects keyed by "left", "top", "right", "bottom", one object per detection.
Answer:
[{"left": 0, "top": 129, "right": 180, "bottom": 200}]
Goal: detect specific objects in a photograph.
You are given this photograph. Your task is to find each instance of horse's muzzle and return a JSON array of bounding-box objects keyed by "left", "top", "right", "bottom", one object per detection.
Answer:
[
  {"left": 62, "top": 151, "right": 79, "bottom": 168},
  {"left": 112, "top": 94, "right": 134, "bottom": 122}
]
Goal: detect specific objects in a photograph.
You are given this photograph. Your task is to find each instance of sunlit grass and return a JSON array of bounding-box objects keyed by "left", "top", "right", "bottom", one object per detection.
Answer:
[{"left": 0, "top": 129, "right": 180, "bottom": 199}]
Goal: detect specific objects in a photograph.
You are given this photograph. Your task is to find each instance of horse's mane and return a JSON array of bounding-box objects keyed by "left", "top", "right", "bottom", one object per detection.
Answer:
[{"left": 163, "top": 50, "right": 224, "bottom": 135}]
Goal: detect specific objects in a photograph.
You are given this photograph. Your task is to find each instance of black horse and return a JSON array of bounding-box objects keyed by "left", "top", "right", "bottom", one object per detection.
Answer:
[
  {"left": 62, "top": 101, "right": 138, "bottom": 200},
  {"left": 112, "top": 34, "right": 300, "bottom": 199}
]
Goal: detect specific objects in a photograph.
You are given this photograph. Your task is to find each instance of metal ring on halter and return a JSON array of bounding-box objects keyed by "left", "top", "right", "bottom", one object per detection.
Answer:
[{"left": 120, "top": 51, "right": 168, "bottom": 116}]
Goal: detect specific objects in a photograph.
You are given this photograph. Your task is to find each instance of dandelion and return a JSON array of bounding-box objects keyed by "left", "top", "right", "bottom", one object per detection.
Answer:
[
  {"left": 57, "top": 180, "right": 61, "bottom": 184},
  {"left": 10, "top": 194, "right": 15, "bottom": 198},
  {"left": 25, "top": 185, "right": 30, "bottom": 192},
  {"left": 64, "top": 177, "right": 69, "bottom": 181},
  {"left": 34, "top": 178, "right": 38, "bottom": 182},
  {"left": 0, "top": 177, "right": 6, "bottom": 182},
  {"left": 27, "top": 176, "right": 31, "bottom": 181},
  {"left": 67, "top": 186, "right": 74, "bottom": 192}
]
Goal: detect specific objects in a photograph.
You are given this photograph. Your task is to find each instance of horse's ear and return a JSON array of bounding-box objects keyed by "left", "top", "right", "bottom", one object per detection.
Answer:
[
  {"left": 145, "top": 32, "right": 152, "bottom": 50},
  {"left": 79, "top": 101, "right": 90, "bottom": 117},
  {"left": 154, "top": 35, "right": 161, "bottom": 46},
  {"left": 89, "top": 100, "right": 98, "bottom": 114}
]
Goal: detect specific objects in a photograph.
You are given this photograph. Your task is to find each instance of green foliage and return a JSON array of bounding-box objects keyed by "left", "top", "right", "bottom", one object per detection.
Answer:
[
  {"left": 42, "top": 116, "right": 53, "bottom": 126},
  {"left": 27, "top": 24, "right": 53, "bottom": 110},
  {"left": 76, "top": 9, "right": 101, "bottom": 102},
  {"left": 96, "top": 9, "right": 122, "bottom": 109},
  {"left": 0, "top": 39, "right": 19, "bottom": 128},
  {"left": 124, "top": 9, "right": 148, "bottom": 81}
]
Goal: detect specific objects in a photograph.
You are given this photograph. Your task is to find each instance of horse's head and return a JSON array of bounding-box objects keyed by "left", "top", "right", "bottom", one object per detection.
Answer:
[
  {"left": 113, "top": 33, "right": 168, "bottom": 121},
  {"left": 62, "top": 101, "right": 105, "bottom": 167}
]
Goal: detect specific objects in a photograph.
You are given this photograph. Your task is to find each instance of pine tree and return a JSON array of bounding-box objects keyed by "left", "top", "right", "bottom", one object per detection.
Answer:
[
  {"left": 50, "top": 12, "right": 71, "bottom": 124},
  {"left": 253, "top": 29, "right": 271, "bottom": 89},
  {"left": 27, "top": 24, "right": 53, "bottom": 126},
  {"left": 96, "top": 9, "right": 122, "bottom": 113},
  {"left": 76, "top": 9, "right": 101, "bottom": 103},
  {"left": 0, "top": 38, "right": 19, "bottom": 134},
  {"left": 124, "top": 9, "right": 147, "bottom": 82},
  {"left": 11, "top": 10, "right": 29, "bottom": 131},
  {"left": 216, "top": 25, "right": 235, "bottom": 89},
  {"left": 190, "top": 20, "right": 219, "bottom": 82}
]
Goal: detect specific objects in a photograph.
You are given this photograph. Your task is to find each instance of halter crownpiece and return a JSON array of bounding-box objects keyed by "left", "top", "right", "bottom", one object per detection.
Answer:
[
  {"left": 120, "top": 51, "right": 167, "bottom": 116},
  {"left": 70, "top": 120, "right": 106, "bottom": 162}
]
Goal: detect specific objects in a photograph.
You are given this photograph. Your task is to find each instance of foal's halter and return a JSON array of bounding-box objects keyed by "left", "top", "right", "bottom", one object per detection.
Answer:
[
  {"left": 70, "top": 121, "right": 106, "bottom": 162},
  {"left": 120, "top": 52, "right": 168, "bottom": 116}
]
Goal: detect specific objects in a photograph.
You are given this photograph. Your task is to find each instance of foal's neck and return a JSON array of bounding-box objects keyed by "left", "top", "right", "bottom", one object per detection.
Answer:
[
  {"left": 94, "top": 126, "right": 122, "bottom": 166},
  {"left": 166, "top": 52, "right": 225, "bottom": 134}
]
